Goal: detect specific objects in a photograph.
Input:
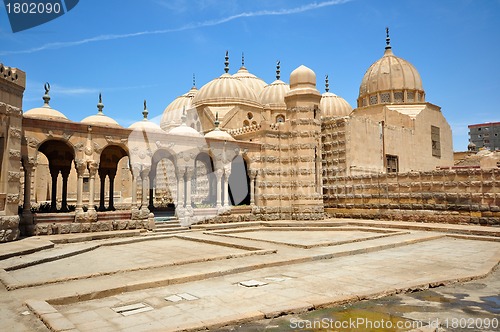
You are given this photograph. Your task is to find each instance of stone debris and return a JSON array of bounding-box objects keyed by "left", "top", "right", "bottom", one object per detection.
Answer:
[{"left": 239, "top": 279, "right": 268, "bottom": 287}]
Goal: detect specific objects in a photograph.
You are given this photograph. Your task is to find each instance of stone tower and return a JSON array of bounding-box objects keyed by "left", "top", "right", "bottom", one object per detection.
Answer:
[{"left": 0, "top": 63, "right": 26, "bottom": 242}]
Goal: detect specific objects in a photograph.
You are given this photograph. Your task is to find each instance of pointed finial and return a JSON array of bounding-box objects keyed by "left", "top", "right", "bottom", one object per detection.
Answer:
[
  {"left": 214, "top": 112, "right": 220, "bottom": 129},
  {"left": 181, "top": 106, "right": 187, "bottom": 125},
  {"left": 97, "top": 93, "right": 104, "bottom": 114},
  {"left": 42, "top": 82, "right": 51, "bottom": 106},
  {"left": 192, "top": 73, "right": 196, "bottom": 87},
  {"left": 385, "top": 27, "right": 391, "bottom": 50},
  {"left": 276, "top": 60, "right": 281, "bottom": 80},
  {"left": 242, "top": 52, "right": 245, "bottom": 67},
  {"left": 142, "top": 99, "right": 148, "bottom": 119},
  {"left": 224, "top": 50, "right": 229, "bottom": 73},
  {"left": 325, "top": 75, "right": 329, "bottom": 92}
]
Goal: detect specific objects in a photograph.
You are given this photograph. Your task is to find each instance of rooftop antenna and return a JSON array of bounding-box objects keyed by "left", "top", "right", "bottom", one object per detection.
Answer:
[
  {"left": 325, "top": 75, "right": 330, "bottom": 92},
  {"left": 276, "top": 60, "right": 281, "bottom": 80},
  {"left": 97, "top": 93, "right": 104, "bottom": 114},
  {"left": 224, "top": 50, "right": 229, "bottom": 73}
]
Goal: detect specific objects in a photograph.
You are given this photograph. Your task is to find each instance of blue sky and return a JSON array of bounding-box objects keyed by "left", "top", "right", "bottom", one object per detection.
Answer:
[{"left": 1, "top": 0, "right": 499, "bottom": 151}]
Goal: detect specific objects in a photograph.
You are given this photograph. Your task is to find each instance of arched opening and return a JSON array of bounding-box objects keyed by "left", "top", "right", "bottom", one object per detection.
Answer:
[
  {"left": 98, "top": 145, "right": 128, "bottom": 211},
  {"left": 194, "top": 152, "right": 215, "bottom": 207},
  {"left": 37, "top": 140, "right": 75, "bottom": 212},
  {"left": 150, "top": 149, "right": 177, "bottom": 214},
  {"left": 229, "top": 155, "right": 250, "bottom": 206}
]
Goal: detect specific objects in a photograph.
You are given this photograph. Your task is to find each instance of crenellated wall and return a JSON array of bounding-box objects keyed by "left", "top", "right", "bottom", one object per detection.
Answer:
[{"left": 324, "top": 169, "right": 500, "bottom": 225}]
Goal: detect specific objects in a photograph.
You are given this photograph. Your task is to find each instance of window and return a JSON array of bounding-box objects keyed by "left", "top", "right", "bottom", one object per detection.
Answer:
[
  {"left": 386, "top": 155, "right": 398, "bottom": 173},
  {"left": 431, "top": 125, "right": 441, "bottom": 158},
  {"left": 276, "top": 114, "right": 285, "bottom": 123}
]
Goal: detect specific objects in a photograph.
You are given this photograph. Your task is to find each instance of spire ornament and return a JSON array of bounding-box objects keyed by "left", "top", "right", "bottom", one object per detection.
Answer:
[
  {"left": 325, "top": 75, "right": 329, "bottom": 92},
  {"left": 192, "top": 73, "right": 196, "bottom": 87},
  {"left": 42, "top": 82, "right": 51, "bottom": 106},
  {"left": 385, "top": 27, "right": 391, "bottom": 50},
  {"left": 276, "top": 60, "right": 281, "bottom": 80},
  {"left": 241, "top": 52, "right": 245, "bottom": 67},
  {"left": 97, "top": 93, "right": 104, "bottom": 114},
  {"left": 142, "top": 99, "right": 148, "bottom": 119},
  {"left": 214, "top": 112, "right": 220, "bottom": 130},
  {"left": 224, "top": 50, "right": 229, "bottom": 73}
]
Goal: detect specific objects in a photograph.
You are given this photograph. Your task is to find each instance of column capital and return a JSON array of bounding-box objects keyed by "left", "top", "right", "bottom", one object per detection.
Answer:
[
  {"left": 215, "top": 169, "right": 223, "bottom": 180},
  {"left": 74, "top": 159, "right": 88, "bottom": 176},
  {"left": 88, "top": 161, "right": 99, "bottom": 176},
  {"left": 22, "top": 156, "right": 37, "bottom": 169},
  {"left": 185, "top": 166, "right": 195, "bottom": 179}
]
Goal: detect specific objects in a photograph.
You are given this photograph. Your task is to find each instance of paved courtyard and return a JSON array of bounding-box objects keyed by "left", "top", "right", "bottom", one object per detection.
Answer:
[{"left": 0, "top": 219, "right": 499, "bottom": 331}]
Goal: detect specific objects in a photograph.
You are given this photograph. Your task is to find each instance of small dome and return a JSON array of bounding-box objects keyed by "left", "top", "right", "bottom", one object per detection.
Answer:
[
  {"left": 204, "top": 113, "right": 235, "bottom": 141},
  {"left": 160, "top": 86, "right": 197, "bottom": 131},
  {"left": 129, "top": 101, "right": 163, "bottom": 132},
  {"left": 24, "top": 84, "right": 69, "bottom": 121},
  {"left": 290, "top": 65, "right": 316, "bottom": 90},
  {"left": 321, "top": 92, "right": 353, "bottom": 117},
  {"left": 168, "top": 112, "right": 202, "bottom": 138},
  {"left": 232, "top": 66, "right": 267, "bottom": 94},
  {"left": 192, "top": 73, "right": 261, "bottom": 108},
  {"left": 259, "top": 80, "right": 290, "bottom": 110},
  {"left": 81, "top": 94, "right": 121, "bottom": 128},
  {"left": 358, "top": 29, "right": 425, "bottom": 107}
]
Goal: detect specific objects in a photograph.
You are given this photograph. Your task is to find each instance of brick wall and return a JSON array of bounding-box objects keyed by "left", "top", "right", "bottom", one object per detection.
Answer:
[{"left": 323, "top": 169, "right": 499, "bottom": 225}]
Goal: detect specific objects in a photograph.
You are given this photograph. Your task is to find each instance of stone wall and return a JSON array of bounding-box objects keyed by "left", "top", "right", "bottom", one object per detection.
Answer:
[{"left": 324, "top": 169, "right": 499, "bottom": 225}]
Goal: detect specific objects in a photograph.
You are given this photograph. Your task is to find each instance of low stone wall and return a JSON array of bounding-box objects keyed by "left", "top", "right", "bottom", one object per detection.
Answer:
[{"left": 324, "top": 169, "right": 499, "bottom": 225}]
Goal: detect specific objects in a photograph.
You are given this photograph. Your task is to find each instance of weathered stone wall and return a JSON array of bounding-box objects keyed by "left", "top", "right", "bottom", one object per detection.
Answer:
[{"left": 324, "top": 169, "right": 499, "bottom": 225}]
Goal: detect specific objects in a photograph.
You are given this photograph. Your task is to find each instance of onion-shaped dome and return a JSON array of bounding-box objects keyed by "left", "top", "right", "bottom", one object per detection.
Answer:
[
  {"left": 160, "top": 86, "right": 198, "bottom": 131},
  {"left": 128, "top": 100, "right": 163, "bottom": 132},
  {"left": 81, "top": 94, "right": 121, "bottom": 128},
  {"left": 232, "top": 64, "right": 267, "bottom": 95},
  {"left": 205, "top": 113, "right": 235, "bottom": 141},
  {"left": 358, "top": 28, "right": 425, "bottom": 108},
  {"left": 24, "top": 83, "right": 69, "bottom": 121},
  {"left": 259, "top": 61, "right": 290, "bottom": 110},
  {"left": 320, "top": 75, "right": 353, "bottom": 118},
  {"left": 168, "top": 109, "right": 203, "bottom": 138},
  {"left": 290, "top": 65, "right": 316, "bottom": 90},
  {"left": 192, "top": 52, "right": 261, "bottom": 108}
]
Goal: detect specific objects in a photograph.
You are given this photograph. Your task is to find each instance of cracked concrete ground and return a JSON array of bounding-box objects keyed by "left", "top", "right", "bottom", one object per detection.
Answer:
[{"left": 0, "top": 219, "right": 499, "bottom": 332}]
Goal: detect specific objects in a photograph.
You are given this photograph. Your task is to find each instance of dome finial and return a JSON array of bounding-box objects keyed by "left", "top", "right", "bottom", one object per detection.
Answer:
[
  {"left": 43, "top": 82, "right": 51, "bottom": 106},
  {"left": 241, "top": 52, "right": 245, "bottom": 67},
  {"left": 224, "top": 50, "right": 229, "bottom": 73},
  {"left": 143, "top": 99, "right": 148, "bottom": 119},
  {"left": 276, "top": 60, "right": 281, "bottom": 80},
  {"left": 214, "top": 112, "right": 220, "bottom": 130},
  {"left": 385, "top": 27, "right": 391, "bottom": 50},
  {"left": 325, "top": 75, "right": 330, "bottom": 92},
  {"left": 97, "top": 93, "right": 104, "bottom": 114},
  {"left": 192, "top": 73, "right": 196, "bottom": 87}
]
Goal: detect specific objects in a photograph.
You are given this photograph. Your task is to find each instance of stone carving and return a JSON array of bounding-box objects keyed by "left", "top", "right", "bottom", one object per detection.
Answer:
[
  {"left": 8, "top": 171, "right": 20, "bottom": 182},
  {"left": 6, "top": 194, "right": 19, "bottom": 204},
  {"left": 9, "top": 127, "right": 21, "bottom": 139},
  {"left": 25, "top": 136, "right": 40, "bottom": 148},
  {"left": 8, "top": 149, "right": 20, "bottom": 159}
]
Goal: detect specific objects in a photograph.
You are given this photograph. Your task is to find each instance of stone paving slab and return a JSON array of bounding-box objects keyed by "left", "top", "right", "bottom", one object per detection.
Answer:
[
  {"left": 52, "top": 237, "right": 500, "bottom": 332},
  {"left": 0, "top": 237, "right": 54, "bottom": 260}
]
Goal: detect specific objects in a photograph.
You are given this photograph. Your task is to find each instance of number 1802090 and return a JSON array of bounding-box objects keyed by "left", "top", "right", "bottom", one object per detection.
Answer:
[{"left": 5, "top": 2, "right": 61, "bottom": 14}]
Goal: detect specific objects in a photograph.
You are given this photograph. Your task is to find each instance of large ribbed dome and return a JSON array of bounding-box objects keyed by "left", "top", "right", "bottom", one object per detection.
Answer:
[
  {"left": 259, "top": 80, "right": 290, "bottom": 110},
  {"left": 232, "top": 66, "right": 267, "bottom": 95},
  {"left": 24, "top": 84, "right": 69, "bottom": 121},
  {"left": 160, "top": 86, "right": 197, "bottom": 131},
  {"left": 357, "top": 30, "right": 425, "bottom": 107},
  {"left": 192, "top": 73, "right": 260, "bottom": 108},
  {"left": 321, "top": 92, "right": 352, "bottom": 117}
]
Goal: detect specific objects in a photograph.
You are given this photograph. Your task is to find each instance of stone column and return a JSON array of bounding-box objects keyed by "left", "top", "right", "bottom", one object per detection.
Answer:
[
  {"left": 148, "top": 167, "right": 155, "bottom": 211},
  {"left": 108, "top": 170, "right": 116, "bottom": 211},
  {"left": 223, "top": 166, "right": 231, "bottom": 207},
  {"left": 140, "top": 167, "right": 151, "bottom": 216},
  {"left": 176, "top": 168, "right": 185, "bottom": 208},
  {"left": 22, "top": 159, "right": 36, "bottom": 213},
  {"left": 60, "top": 167, "right": 71, "bottom": 212},
  {"left": 98, "top": 169, "right": 106, "bottom": 211},
  {"left": 215, "top": 169, "right": 223, "bottom": 208},
  {"left": 49, "top": 167, "right": 59, "bottom": 212},
  {"left": 185, "top": 167, "right": 194, "bottom": 208},
  {"left": 88, "top": 161, "right": 99, "bottom": 214},
  {"left": 74, "top": 159, "right": 87, "bottom": 214},
  {"left": 249, "top": 169, "right": 257, "bottom": 206}
]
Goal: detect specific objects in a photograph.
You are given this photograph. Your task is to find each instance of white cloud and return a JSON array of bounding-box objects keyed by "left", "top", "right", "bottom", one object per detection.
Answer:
[{"left": 0, "top": 0, "right": 351, "bottom": 55}]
